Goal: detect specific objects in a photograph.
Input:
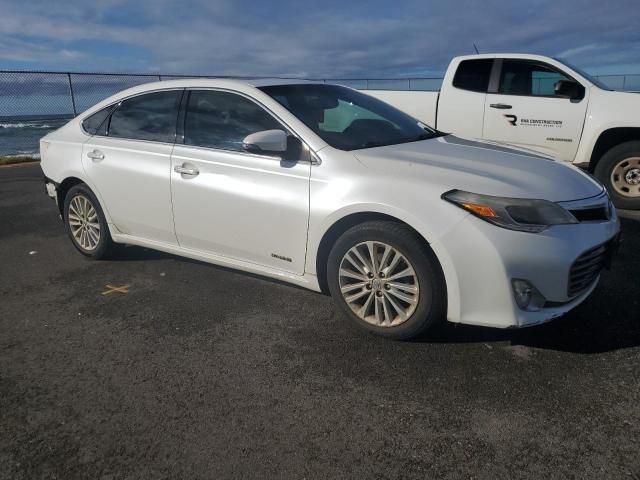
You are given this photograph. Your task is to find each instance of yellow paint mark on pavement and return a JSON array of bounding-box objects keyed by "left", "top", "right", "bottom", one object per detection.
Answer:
[{"left": 102, "top": 284, "right": 130, "bottom": 295}]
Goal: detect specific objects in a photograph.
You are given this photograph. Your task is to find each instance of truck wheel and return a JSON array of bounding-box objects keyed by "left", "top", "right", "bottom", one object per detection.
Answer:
[
  {"left": 327, "top": 221, "right": 447, "bottom": 340},
  {"left": 595, "top": 141, "right": 640, "bottom": 210}
]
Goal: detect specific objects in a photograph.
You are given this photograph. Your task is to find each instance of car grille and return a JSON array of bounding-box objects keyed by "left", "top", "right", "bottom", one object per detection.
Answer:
[
  {"left": 559, "top": 191, "right": 611, "bottom": 223},
  {"left": 568, "top": 240, "right": 613, "bottom": 297}
]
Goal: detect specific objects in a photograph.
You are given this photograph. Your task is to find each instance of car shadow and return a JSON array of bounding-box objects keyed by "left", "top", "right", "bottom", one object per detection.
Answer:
[
  {"left": 106, "top": 244, "right": 316, "bottom": 292},
  {"left": 107, "top": 217, "right": 638, "bottom": 354},
  {"left": 108, "top": 245, "right": 174, "bottom": 261}
]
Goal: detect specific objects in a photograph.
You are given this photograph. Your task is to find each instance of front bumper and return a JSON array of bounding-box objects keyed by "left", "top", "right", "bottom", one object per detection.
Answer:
[{"left": 431, "top": 209, "right": 620, "bottom": 328}]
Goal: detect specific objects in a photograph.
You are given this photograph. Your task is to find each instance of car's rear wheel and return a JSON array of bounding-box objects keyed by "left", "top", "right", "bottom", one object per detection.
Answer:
[
  {"left": 595, "top": 141, "right": 640, "bottom": 210},
  {"left": 63, "top": 184, "right": 113, "bottom": 259},
  {"left": 327, "top": 221, "right": 446, "bottom": 340}
]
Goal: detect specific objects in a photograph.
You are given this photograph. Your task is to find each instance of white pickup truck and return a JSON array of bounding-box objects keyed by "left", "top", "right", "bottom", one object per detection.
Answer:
[{"left": 368, "top": 54, "right": 640, "bottom": 209}]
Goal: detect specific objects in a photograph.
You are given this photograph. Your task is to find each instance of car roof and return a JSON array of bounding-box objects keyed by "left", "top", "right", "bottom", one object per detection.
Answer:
[
  {"left": 124, "top": 77, "right": 323, "bottom": 90},
  {"left": 79, "top": 77, "right": 329, "bottom": 118},
  {"left": 245, "top": 78, "right": 324, "bottom": 87}
]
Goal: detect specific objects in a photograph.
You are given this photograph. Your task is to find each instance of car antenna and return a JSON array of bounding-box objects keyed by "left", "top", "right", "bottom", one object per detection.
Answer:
[{"left": 473, "top": 43, "right": 480, "bottom": 54}]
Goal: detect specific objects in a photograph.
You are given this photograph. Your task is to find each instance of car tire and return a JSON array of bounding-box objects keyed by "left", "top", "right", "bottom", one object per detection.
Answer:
[
  {"left": 594, "top": 141, "right": 640, "bottom": 210},
  {"left": 63, "top": 184, "right": 113, "bottom": 259},
  {"left": 327, "top": 220, "right": 447, "bottom": 340}
]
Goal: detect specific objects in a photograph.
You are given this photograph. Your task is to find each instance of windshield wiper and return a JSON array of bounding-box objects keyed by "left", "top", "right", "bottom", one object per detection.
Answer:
[
  {"left": 412, "top": 132, "right": 433, "bottom": 141},
  {"left": 359, "top": 131, "right": 442, "bottom": 150}
]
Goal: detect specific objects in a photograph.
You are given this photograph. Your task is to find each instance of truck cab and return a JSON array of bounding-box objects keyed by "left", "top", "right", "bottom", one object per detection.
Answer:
[{"left": 373, "top": 53, "right": 640, "bottom": 209}]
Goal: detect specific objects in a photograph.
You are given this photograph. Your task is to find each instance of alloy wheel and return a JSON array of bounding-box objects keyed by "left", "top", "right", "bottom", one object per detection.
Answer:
[
  {"left": 68, "top": 194, "right": 101, "bottom": 251},
  {"left": 338, "top": 241, "right": 420, "bottom": 327}
]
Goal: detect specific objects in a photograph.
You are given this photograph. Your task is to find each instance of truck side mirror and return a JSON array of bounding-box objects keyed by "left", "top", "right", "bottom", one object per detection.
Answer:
[{"left": 554, "top": 80, "right": 585, "bottom": 100}]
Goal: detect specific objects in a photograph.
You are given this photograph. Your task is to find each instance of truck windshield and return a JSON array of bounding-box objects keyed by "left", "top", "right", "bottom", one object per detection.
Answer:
[
  {"left": 259, "top": 84, "right": 438, "bottom": 151},
  {"left": 553, "top": 58, "right": 613, "bottom": 91}
]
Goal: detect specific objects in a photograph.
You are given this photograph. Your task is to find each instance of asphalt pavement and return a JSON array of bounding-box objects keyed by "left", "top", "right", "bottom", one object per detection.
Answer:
[{"left": 1, "top": 163, "right": 638, "bottom": 479}]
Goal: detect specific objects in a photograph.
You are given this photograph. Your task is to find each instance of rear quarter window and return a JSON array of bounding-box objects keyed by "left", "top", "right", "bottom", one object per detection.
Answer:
[
  {"left": 452, "top": 59, "right": 493, "bottom": 93},
  {"left": 82, "top": 107, "right": 112, "bottom": 135}
]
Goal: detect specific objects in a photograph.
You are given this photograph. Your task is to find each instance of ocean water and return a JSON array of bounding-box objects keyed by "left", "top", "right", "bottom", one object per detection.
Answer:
[{"left": 0, "top": 117, "right": 69, "bottom": 156}]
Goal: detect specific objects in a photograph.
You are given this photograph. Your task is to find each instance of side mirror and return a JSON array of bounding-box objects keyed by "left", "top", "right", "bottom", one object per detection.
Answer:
[
  {"left": 242, "top": 129, "right": 287, "bottom": 155},
  {"left": 554, "top": 80, "right": 585, "bottom": 100}
]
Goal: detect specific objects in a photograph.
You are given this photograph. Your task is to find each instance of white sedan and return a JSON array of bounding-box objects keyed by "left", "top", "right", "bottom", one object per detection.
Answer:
[{"left": 40, "top": 79, "right": 620, "bottom": 339}]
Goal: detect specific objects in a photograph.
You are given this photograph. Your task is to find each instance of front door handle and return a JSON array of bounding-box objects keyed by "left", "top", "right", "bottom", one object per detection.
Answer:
[
  {"left": 490, "top": 103, "right": 512, "bottom": 109},
  {"left": 174, "top": 165, "right": 199, "bottom": 176},
  {"left": 87, "top": 150, "right": 104, "bottom": 160}
]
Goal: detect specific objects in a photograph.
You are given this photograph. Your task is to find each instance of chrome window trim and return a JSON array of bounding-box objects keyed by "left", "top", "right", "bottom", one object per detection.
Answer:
[
  {"left": 172, "top": 141, "right": 314, "bottom": 164},
  {"left": 80, "top": 85, "right": 319, "bottom": 165}
]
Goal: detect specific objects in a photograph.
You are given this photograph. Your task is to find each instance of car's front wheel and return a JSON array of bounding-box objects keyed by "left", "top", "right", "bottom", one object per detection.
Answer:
[
  {"left": 327, "top": 221, "right": 446, "bottom": 340},
  {"left": 63, "top": 184, "right": 113, "bottom": 259}
]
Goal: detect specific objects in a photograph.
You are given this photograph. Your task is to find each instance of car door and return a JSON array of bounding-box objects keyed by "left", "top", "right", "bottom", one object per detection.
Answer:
[
  {"left": 170, "top": 89, "right": 311, "bottom": 275},
  {"left": 482, "top": 59, "right": 589, "bottom": 161},
  {"left": 81, "top": 89, "right": 183, "bottom": 245}
]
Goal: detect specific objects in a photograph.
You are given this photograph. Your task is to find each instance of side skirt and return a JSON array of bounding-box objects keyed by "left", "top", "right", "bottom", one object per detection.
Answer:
[{"left": 110, "top": 232, "right": 322, "bottom": 292}]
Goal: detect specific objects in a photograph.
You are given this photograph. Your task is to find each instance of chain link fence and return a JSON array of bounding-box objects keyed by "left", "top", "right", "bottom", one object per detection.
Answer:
[{"left": 1, "top": 70, "right": 638, "bottom": 156}]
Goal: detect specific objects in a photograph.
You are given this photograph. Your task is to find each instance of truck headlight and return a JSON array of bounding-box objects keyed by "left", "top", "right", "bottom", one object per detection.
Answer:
[{"left": 442, "top": 190, "right": 578, "bottom": 233}]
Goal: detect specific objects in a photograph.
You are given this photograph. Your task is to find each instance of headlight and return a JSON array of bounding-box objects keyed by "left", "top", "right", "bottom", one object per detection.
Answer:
[{"left": 442, "top": 190, "right": 578, "bottom": 233}]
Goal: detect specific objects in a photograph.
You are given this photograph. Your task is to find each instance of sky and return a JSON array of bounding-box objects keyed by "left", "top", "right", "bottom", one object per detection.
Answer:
[{"left": 0, "top": 0, "right": 639, "bottom": 78}]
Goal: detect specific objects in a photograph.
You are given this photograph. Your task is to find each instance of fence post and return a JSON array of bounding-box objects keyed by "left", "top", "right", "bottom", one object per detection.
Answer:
[{"left": 66, "top": 73, "right": 77, "bottom": 117}]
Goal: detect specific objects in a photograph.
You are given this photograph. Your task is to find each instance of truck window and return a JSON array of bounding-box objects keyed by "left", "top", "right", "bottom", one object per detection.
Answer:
[
  {"left": 499, "top": 60, "right": 572, "bottom": 97},
  {"left": 452, "top": 59, "right": 493, "bottom": 93}
]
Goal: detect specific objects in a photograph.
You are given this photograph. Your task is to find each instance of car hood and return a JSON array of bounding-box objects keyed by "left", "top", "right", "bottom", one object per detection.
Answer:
[{"left": 353, "top": 135, "right": 603, "bottom": 202}]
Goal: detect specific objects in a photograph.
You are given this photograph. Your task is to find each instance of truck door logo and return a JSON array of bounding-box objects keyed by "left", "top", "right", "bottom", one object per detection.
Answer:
[
  {"left": 504, "top": 114, "right": 518, "bottom": 126},
  {"left": 504, "top": 116, "right": 563, "bottom": 128}
]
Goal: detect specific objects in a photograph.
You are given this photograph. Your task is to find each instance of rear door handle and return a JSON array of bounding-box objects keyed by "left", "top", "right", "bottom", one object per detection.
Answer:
[
  {"left": 174, "top": 165, "right": 199, "bottom": 176},
  {"left": 87, "top": 150, "right": 104, "bottom": 160},
  {"left": 490, "top": 103, "right": 512, "bottom": 109}
]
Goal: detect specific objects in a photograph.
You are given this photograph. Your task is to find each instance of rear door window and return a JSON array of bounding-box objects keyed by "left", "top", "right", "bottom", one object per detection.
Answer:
[
  {"left": 452, "top": 59, "right": 494, "bottom": 92},
  {"left": 108, "top": 90, "right": 182, "bottom": 142},
  {"left": 183, "top": 90, "right": 282, "bottom": 152}
]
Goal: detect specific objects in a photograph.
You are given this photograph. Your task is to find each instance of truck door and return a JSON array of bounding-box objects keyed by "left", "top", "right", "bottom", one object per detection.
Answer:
[
  {"left": 437, "top": 58, "right": 493, "bottom": 140},
  {"left": 482, "top": 59, "right": 588, "bottom": 161}
]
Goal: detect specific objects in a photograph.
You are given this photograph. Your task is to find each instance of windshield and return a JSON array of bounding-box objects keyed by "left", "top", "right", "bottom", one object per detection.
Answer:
[
  {"left": 553, "top": 58, "right": 613, "bottom": 91},
  {"left": 259, "top": 84, "right": 439, "bottom": 151}
]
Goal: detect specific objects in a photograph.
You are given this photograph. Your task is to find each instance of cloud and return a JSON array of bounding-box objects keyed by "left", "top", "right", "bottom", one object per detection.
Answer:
[
  {"left": 556, "top": 44, "right": 600, "bottom": 59},
  {"left": 0, "top": 0, "right": 639, "bottom": 76},
  {"left": 0, "top": 36, "right": 84, "bottom": 64}
]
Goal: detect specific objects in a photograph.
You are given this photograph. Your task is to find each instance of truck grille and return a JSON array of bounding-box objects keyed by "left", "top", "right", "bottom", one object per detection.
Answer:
[{"left": 568, "top": 240, "right": 613, "bottom": 297}]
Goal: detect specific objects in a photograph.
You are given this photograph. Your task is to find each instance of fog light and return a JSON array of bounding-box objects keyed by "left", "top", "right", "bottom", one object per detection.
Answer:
[{"left": 511, "top": 279, "right": 546, "bottom": 311}]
